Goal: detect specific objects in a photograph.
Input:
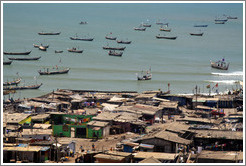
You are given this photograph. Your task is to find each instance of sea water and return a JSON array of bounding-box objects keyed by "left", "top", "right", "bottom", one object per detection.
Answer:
[{"left": 2, "top": 3, "right": 244, "bottom": 99}]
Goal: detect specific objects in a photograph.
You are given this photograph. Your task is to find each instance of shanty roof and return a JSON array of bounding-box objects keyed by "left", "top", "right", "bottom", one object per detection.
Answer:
[
  {"left": 158, "top": 101, "right": 178, "bottom": 109},
  {"left": 116, "top": 104, "right": 160, "bottom": 116},
  {"left": 22, "top": 129, "right": 52, "bottom": 136},
  {"left": 164, "top": 122, "right": 190, "bottom": 134},
  {"left": 3, "top": 146, "right": 43, "bottom": 152},
  {"left": 197, "top": 150, "right": 243, "bottom": 161},
  {"left": 92, "top": 112, "right": 120, "bottom": 121},
  {"left": 139, "top": 156, "right": 161, "bottom": 163},
  {"left": 31, "top": 114, "right": 50, "bottom": 120},
  {"left": 192, "top": 130, "right": 243, "bottom": 140},
  {"left": 176, "top": 117, "right": 216, "bottom": 124},
  {"left": 94, "top": 154, "right": 125, "bottom": 161},
  {"left": 33, "top": 124, "right": 51, "bottom": 129},
  {"left": 140, "top": 130, "right": 191, "bottom": 145},
  {"left": 102, "top": 103, "right": 119, "bottom": 111},
  {"left": 3, "top": 113, "right": 31, "bottom": 124},
  {"left": 108, "top": 96, "right": 128, "bottom": 102},
  {"left": 135, "top": 93, "right": 156, "bottom": 100},
  {"left": 134, "top": 152, "right": 178, "bottom": 160},
  {"left": 105, "top": 151, "right": 132, "bottom": 157},
  {"left": 114, "top": 112, "right": 145, "bottom": 125},
  {"left": 87, "top": 121, "right": 109, "bottom": 127}
]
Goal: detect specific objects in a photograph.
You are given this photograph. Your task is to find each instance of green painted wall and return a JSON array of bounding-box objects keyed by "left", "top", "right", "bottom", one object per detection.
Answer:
[
  {"left": 87, "top": 128, "right": 103, "bottom": 139},
  {"left": 53, "top": 125, "right": 71, "bottom": 137}
]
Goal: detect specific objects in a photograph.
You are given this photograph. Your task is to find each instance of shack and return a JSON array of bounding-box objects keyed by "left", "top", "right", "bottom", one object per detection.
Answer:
[
  {"left": 195, "top": 150, "right": 243, "bottom": 163},
  {"left": 133, "top": 151, "right": 179, "bottom": 163},
  {"left": 137, "top": 130, "right": 191, "bottom": 153},
  {"left": 87, "top": 121, "right": 110, "bottom": 139}
]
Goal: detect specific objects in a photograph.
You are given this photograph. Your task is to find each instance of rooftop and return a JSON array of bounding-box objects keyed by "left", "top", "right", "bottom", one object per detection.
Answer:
[
  {"left": 197, "top": 150, "right": 243, "bottom": 161},
  {"left": 134, "top": 152, "right": 178, "bottom": 160}
]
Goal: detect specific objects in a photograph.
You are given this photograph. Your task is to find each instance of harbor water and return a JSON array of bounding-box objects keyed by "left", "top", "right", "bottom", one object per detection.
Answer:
[{"left": 2, "top": 3, "right": 244, "bottom": 99}]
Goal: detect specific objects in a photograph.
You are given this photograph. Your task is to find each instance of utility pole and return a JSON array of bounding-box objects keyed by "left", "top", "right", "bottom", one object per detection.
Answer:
[{"left": 195, "top": 85, "right": 198, "bottom": 111}]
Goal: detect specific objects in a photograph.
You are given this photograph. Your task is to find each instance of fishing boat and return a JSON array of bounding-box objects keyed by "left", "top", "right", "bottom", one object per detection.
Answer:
[
  {"left": 105, "top": 36, "right": 117, "bottom": 40},
  {"left": 38, "top": 32, "right": 61, "bottom": 35},
  {"left": 38, "top": 67, "right": 70, "bottom": 75},
  {"left": 70, "top": 36, "right": 94, "bottom": 41},
  {"left": 3, "top": 60, "right": 12, "bottom": 65},
  {"left": 214, "top": 18, "right": 228, "bottom": 22},
  {"left": 34, "top": 44, "right": 49, "bottom": 48},
  {"left": 194, "top": 24, "right": 208, "bottom": 27},
  {"left": 33, "top": 44, "right": 39, "bottom": 48},
  {"left": 3, "top": 78, "right": 21, "bottom": 86},
  {"left": 55, "top": 50, "right": 63, "bottom": 53},
  {"left": 8, "top": 56, "right": 41, "bottom": 61},
  {"left": 210, "top": 58, "right": 229, "bottom": 70},
  {"left": 190, "top": 32, "right": 204, "bottom": 36},
  {"left": 156, "top": 34, "right": 177, "bottom": 40},
  {"left": 160, "top": 26, "right": 171, "bottom": 32},
  {"left": 80, "top": 21, "right": 88, "bottom": 24},
  {"left": 137, "top": 68, "right": 152, "bottom": 81},
  {"left": 39, "top": 46, "right": 47, "bottom": 51},
  {"left": 116, "top": 40, "right": 132, "bottom": 44},
  {"left": 156, "top": 19, "right": 169, "bottom": 25},
  {"left": 68, "top": 47, "right": 83, "bottom": 53},
  {"left": 3, "top": 83, "right": 43, "bottom": 90},
  {"left": 108, "top": 50, "right": 123, "bottom": 57},
  {"left": 134, "top": 27, "right": 146, "bottom": 31},
  {"left": 3, "top": 51, "right": 31, "bottom": 55},
  {"left": 227, "top": 16, "right": 237, "bottom": 19},
  {"left": 215, "top": 21, "right": 226, "bottom": 24},
  {"left": 102, "top": 46, "right": 126, "bottom": 50}
]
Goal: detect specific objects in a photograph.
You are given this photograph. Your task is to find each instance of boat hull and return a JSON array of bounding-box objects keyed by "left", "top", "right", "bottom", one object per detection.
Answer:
[
  {"left": 103, "top": 47, "right": 126, "bottom": 50},
  {"left": 8, "top": 56, "right": 41, "bottom": 61},
  {"left": 38, "top": 68, "right": 70, "bottom": 75},
  {"left": 3, "top": 51, "right": 31, "bottom": 55},
  {"left": 156, "top": 36, "right": 177, "bottom": 40},
  {"left": 3, "top": 83, "right": 43, "bottom": 90}
]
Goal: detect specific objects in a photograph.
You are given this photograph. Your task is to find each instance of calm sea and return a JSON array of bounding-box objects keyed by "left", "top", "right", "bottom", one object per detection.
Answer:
[{"left": 2, "top": 3, "right": 244, "bottom": 99}]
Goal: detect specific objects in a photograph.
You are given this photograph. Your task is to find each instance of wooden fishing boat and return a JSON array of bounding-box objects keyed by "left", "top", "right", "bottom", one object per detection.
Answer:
[
  {"left": 33, "top": 44, "right": 39, "bottom": 48},
  {"left": 156, "top": 35, "right": 177, "bottom": 40},
  {"left": 70, "top": 37, "right": 94, "bottom": 41},
  {"left": 38, "top": 67, "right": 70, "bottom": 75},
  {"left": 160, "top": 26, "right": 171, "bottom": 32},
  {"left": 3, "top": 51, "right": 31, "bottom": 55},
  {"left": 55, "top": 50, "right": 63, "bottom": 53},
  {"left": 8, "top": 56, "right": 41, "bottom": 61},
  {"left": 137, "top": 68, "right": 152, "bottom": 81},
  {"left": 38, "top": 32, "right": 61, "bottom": 35},
  {"left": 68, "top": 48, "right": 83, "bottom": 53},
  {"left": 116, "top": 40, "right": 132, "bottom": 44},
  {"left": 105, "top": 36, "right": 117, "bottom": 40},
  {"left": 190, "top": 32, "right": 204, "bottom": 36},
  {"left": 3, "top": 78, "right": 21, "bottom": 86},
  {"left": 108, "top": 50, "right": 123, "bottom": 57},
  {"left": 39, "top": 46, "right": 47, "bottom": 51},
  {"left": 134, "top": 27, "right": 146, "bottom": 31},
  {"left": 215, "top": 21, "right": 226, "bottom": 24},
  {"left": 214, "top": 18, "right": 228, "bottom": 22},
  {"left": 142, "top": 23, "right": 151, "bottom": 27},
  {"left": 103, "top": 46, "right": 126, "bottom": 50},
  {"left": 3, "top": 60, "right": 12, "bottom": 65},
  {"left": 227, "top": 16, "right": 237, "bottom": 19},
  {"left": 194, "top": 24, "right": 208, "bottom": 27},
  {"left": 210, "top": 58, "right": 229, "bottom": 70},
  {"left": 80, "top": 21, "right": 88, "bottom": 24},
  {"left": 3, "top": 83, "right": 43, "bottom": 90}
]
